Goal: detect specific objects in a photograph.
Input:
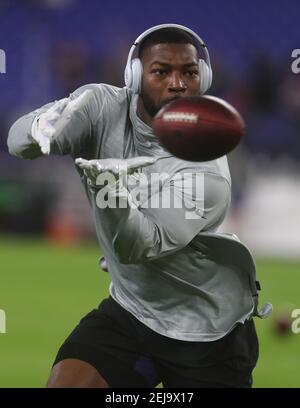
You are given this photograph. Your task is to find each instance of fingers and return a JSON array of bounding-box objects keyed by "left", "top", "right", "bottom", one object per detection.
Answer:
[
  {"left": 75, "top": 156, "right": 158, "bottom": 187},
  {"left": 36, "top": 119, "right": 56, "bottom": 154},
  {"left": 39, "top": 137, "right": 51, "bottom": 155},
  {"left": 126, "top": 156, "right": 158, "bottom": 172},
  {"left": 75, "top": 158, "right": 102, "bottom": 172},
  {"left": 45, "top": 91, "right": 92, "bottom": 129},
  {"left": 67, "top": 90, "right": 93, "bottom": 112},
  {"left": 75, "top": 157, "right": 157, "bottom": 173},
  {"left": 50, "top": 90, "right": 92, "bottom": 118},
  {"left": 53, "top": 97, "right": 69, "bottom": 115},
  {"left": 75, "top": 158, "right": 103, "bottom": 186},
  {"left": 127, "top": 156, "right": 157, "bottom": 167},
  {"left": 75, "top": 158, "right": 90, "bottom": 168},
  {"left": 46, "top": 98, "right": 70, "bottom": 124},
  {"left": 31, "top": 115, "right": 56, "bottom": 155},
  {"left": 31, "top": 91, "right": 93, "bottom": 156}
]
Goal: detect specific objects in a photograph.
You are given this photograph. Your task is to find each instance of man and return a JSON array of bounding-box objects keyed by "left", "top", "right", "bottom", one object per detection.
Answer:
[{"left": 7, "top": 24, "right": 270, "bottom": 388}]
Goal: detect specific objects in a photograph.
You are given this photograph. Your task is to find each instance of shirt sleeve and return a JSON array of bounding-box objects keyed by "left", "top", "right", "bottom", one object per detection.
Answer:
[
  {"left": 7, "top": 83, "right": 106, "bottom": 160},
  {"left": 98, "top": 170, "right": 231, "bottom": 264}
]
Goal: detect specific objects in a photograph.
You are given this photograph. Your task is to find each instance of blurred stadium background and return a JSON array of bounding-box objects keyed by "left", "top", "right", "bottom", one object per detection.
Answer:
[{"left": 0, "top": 0, "right": 300, "bottom": 388}]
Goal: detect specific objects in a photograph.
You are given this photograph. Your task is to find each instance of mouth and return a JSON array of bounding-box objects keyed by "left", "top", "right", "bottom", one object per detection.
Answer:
[{"left": 162, "top": 96, "right": 182, "bottom": 106}]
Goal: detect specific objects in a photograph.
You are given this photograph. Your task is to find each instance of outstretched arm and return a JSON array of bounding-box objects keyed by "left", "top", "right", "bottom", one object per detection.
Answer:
[
  {"left": 76, "top": 157, "right": 231, "bottom": 264},
  {"left": 7, "top": 84, "right": 104, "bottom": 160}
]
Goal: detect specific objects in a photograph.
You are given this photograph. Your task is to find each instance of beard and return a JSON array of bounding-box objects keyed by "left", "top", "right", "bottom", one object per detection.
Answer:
[
  {"left": 140, "top": 89, "right": 184, "bottom": 118},
  {"left": 140, "top": 92, "right": 161, "bottom": 118}
]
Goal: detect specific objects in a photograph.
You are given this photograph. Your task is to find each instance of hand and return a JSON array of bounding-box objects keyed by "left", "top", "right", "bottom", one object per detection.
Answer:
[
  {"left": 75, "top": 156, "right": 157, "bottom": 188},
  {"left": 31, "top": 90, "right": 93, "bottom": 155}
]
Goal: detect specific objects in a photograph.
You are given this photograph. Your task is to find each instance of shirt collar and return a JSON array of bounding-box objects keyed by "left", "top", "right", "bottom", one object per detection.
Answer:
[{"left": 129, "top": 94, "right": 172, "bottom": 157}]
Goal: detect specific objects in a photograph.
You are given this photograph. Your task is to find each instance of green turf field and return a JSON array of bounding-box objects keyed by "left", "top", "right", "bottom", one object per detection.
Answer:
[{"left": 0, "top": 237, "right": 299, "bottom": 388}]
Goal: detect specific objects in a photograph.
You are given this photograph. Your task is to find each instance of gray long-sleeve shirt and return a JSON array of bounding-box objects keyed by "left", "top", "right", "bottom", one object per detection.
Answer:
[{"left": 8, "top": 83, "right": 260, "bottom": 341}]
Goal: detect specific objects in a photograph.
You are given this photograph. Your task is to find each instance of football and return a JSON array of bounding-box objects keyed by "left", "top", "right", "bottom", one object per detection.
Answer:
[{"left": 152, "top": 95, "right": 245, "bottom": 161}]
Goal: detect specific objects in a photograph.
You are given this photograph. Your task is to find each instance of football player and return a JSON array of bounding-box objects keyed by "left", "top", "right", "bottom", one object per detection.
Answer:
[{"left": 8, "top": 24, "right": 270, "bottom": 388}]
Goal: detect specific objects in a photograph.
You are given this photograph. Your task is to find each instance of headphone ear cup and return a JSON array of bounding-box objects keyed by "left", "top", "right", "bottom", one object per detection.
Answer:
[
  {"left": 131, "top": 58, "right": 143, "bottom": 94},
  {"left": 199, "top": 59, "right": 212, "bottom": 94}
]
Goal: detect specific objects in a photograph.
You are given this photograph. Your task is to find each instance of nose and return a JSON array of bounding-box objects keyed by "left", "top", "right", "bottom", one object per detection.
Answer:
[{"left": 168, "top": 71, "right": 187, "bottom": 93}]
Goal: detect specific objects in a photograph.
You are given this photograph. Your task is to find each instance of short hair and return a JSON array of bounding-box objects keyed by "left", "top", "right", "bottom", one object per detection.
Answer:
[{"left": 138, "top": 27, "right": 200, "bottom": 58}]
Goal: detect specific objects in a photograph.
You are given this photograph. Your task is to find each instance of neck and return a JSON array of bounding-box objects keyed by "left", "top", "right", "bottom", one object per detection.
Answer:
[{"left": 137, "top": 96, "right": 153, "bottom": 127}]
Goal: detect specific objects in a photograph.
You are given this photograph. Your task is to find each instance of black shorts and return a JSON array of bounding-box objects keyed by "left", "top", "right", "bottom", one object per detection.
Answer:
[{"left": 53, "top": 296, "right": 259, "bottom": 388}]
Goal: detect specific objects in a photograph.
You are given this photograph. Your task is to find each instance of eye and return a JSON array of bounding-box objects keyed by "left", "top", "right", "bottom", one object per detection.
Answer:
[
  {"left": 151, "top": 69, "right": 168, "bottom": 76},
  {"left": 185, "top": 70, "right": 199, "bottom": 78}
]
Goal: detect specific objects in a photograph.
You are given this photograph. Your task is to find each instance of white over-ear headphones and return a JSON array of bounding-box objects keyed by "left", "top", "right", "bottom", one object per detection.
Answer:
[{"left": 124, "top": 23, "right": 212, "bottom": 95}]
